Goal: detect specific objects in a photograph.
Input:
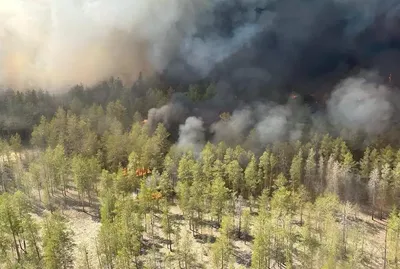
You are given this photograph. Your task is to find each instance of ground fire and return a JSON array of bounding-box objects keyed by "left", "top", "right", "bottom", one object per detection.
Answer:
[
  {"left": 135, "top": 168, "right": 151, "bottom": 177},
  {"left": 121, "top": 167, "right": 151, "bottom": 177}
]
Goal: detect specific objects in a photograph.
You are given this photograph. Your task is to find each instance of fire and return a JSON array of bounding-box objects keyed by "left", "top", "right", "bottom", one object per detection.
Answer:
[
  {"left": 121, "top": 167, "right": 152, "bottom": 177},
  {"left": 290, "top": 93, "right": 298, "bottom": 99},
  {"left": 151, "top": 191, "right": 162, "bottom": 200},
  {"left": 135, "top": 167, "right": 151, "bottom": 177}
]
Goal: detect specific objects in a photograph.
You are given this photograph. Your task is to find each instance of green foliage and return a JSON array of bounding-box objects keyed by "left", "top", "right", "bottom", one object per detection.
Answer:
[
  {"left": 211, "top": 215, "right": 234, "bottom": 269},
  {"left": 42, "top": 212, "right": 74, "bottom": 269},
  {"left": 175, "top": 228, "right": 196, "bottom": 269},
  {"left": 251, "top": 209, "right": 272, "bottom": 269},
  {"left": 211, "top": 176, "right": 230, "bottom": 224},
  {"left": 8, "top": 82, "right": 400, "bottom": 269},
  {"left": 0, "top": 191, "right": 42, "bottom": 266},
  {"left": 103, "top": 122, "right": 129, "bottom": 171},
  {"left": 225, "top": 160, "right": 243, "bottom": 195},
  {"left": 97, "top": 195, "right": 144, "bottom": 269},
  {"left": 71, "top": 155, "right": 101, "bottom": 208},
  {"left": 387, "top": 208, "right": 400, "bottom": 268},
  {"left": 290, "top": 149, "right": 303, "bottom": 192},
  {"left": 177, "top": 151, "right": 196, "bottom": 182},
  {"left": 161, "top": 198, "right": 174, "bottom": 251},
  {"left": 244, "top": 155, "right": 259, "bottom": 198}
]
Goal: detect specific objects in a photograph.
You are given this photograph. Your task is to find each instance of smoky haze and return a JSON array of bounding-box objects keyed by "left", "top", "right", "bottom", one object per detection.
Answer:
[
  {"left": 2, "top": 0, "right": 400, "bottom": 92},
  {"left": 0, "top": 0, "right": 203, "bottom": 89},
  {"left": 3, "top": 0, "right": 400, "bottom": 149}
]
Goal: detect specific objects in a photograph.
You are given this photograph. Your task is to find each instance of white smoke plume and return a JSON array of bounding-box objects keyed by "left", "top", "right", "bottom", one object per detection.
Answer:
[
  {"left": 210, "top": 102, "right": 309, "bottom": 151},
  {"left": 211, "top": 108, "right": 254, "bottom": 145},
  {"left": 177, "top": 116, "right": 205, "bottom": 155},
  {"left": 255, "top": 105, "right": 293, "bottom": 145},
  {"left": 327, "top": 73, "right": 394, "bottom": 136}
]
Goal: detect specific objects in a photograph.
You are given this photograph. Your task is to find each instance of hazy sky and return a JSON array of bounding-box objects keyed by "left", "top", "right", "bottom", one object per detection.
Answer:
[{"left": 0, "top": 0, "right": 197, "bottom": 90}]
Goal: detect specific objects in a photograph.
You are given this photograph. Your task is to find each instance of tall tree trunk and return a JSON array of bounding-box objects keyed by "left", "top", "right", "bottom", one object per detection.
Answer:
[{"left": 10, "top": 227, "right": 20, "bottom": 261}]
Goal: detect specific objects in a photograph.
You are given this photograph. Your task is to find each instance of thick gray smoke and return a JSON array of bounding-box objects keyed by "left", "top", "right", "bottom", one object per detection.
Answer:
[
  {"left": 0, "top": 0, "right": 268, "bottom": 90},
  {"left": 147, "top": 102, "right": 188, "bottom": 131},
  {"left": 173, "top": 70, "right": 399, "bottom": 152},
  {"left": 4, "top": 0, "right": 400, "bottom": 151},
  {"left": 255, "top": 105, "right": 304, "bottom": 144},
  {"left": 177, "top": 116, "right": 205, "bottom": 155},
  {"left": 211, "top": 108, "right": 254, "bottom": 145},
  {"left": 2, "top": 0, "right": 400, "bottom": 92},
  {"left": 327, "top": 72, "right": 394, "bottom": 136},
  {"left": 209, "top": 101, "right": 309, "bottom": 152}
]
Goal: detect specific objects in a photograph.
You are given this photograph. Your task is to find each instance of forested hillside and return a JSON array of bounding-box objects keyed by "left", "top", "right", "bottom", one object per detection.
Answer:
[{"left": 1, "top": 79, "right": 400, "bottom": 269}]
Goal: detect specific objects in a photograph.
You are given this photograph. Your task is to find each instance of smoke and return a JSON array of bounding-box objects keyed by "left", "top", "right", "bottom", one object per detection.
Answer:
[
  {"left": 211, "top": 108, "right": 254, "bottom": 145},
  {"left": 147, "top": 102, "right": 188, "bottom": 132},
  {"left": 255, "top": 105, "right": 304, "bottom": 144},
  {"left": 0, "top": 0, "right": 270, "bottom": 90},
  {"left": 177, "top": 116, "right": 205, "bottom": 155},
  {"left": 169, "top": 69, "right": 400, "bottom": 152},
  {"left": 327, "top": 72, "right": 394, "bottom": 136},
  {"left": 0, "top": 0, "right": 203, "bottom": 89},
  {"left": 208, "top": 101, "right": 310, "bottom": 153},
  {"left": 3, "top": 0, "right": 400, "bottom": 92},
  {"left": 3, "top": 0, "right": 400, "bottom": 151}
]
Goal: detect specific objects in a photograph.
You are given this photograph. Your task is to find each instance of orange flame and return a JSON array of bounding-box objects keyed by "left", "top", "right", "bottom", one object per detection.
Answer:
[
  {"left": 151, "top": 191, "right": 162, "bottom": 200},
  {"left": 135, "top": 167, "right": 152, "bottom": 177},
  {"left": 122, "top": 167, "right": 128, "bottom": 176}
]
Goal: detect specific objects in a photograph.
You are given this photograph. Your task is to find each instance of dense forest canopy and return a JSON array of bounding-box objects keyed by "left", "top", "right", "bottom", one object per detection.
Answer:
[{"left": 2, "top": 97, "right": 400, "bottom": 268}]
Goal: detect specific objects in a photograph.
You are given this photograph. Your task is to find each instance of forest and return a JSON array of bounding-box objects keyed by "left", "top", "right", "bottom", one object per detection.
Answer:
[{"left": 0, "top": 76, "right": 399, "bottom": 269}]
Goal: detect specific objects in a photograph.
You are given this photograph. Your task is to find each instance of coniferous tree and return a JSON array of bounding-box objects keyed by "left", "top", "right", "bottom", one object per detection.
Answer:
[
  {"left": 244, "top": 155, "right": 259, "bottom": 198},
  {"left": 71, "top": 155, "right": 101, "bottom": 210},
  {"left": 161, "top": 198, "right": 174, "bottom": 251},
  {"left": 360, "top": 147, "right": 371, "bottom": 180},
  {"left": 211, "top": 215, "right": 234, "bottom": 269},
  {"left": 251, "top": 201, "right": 272, "bottom": 269},
  {"left": 42, "top": 212, "right": 75, "bottom": 269},
  {"left": 304, "top": 148, "right": 317, "bottom": 195},
  {"left": 225, "top": 160, "right": 243, "bottom": 195},
  {"left": 259, "top": 149, "right": 271, "bottom": 189},
  {"left": 387, "top": 208, "right": 400, "bottom": 268},
  {"left": 175, "top": 228, "right": 196, "bottom": 269},
  {"left": 201, "top": 142, "right": 217, "bottom": 184},
  {"left": 392, "top": 162, "right": 400, "bottom": 208},
  {"left": 210, "top": 176, "right": 229, "bottom": 225},
  {"left": 290, "top": 149, "right": 303, "bottom": 193}
]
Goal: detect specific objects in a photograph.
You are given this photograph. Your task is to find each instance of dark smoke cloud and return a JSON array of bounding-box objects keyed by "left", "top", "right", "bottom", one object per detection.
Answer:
[
  {"left": 3, "top": 0, "right": 400, "bottom": 93},
  {"left": 147, "top": 102, "right": 189, "bottom": 132},
  {"left": 4, "top": 0, "right": 400, "bottom": 150},
  {"left": 173, "top": 70, "right": 400, "bottom": 152}
]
